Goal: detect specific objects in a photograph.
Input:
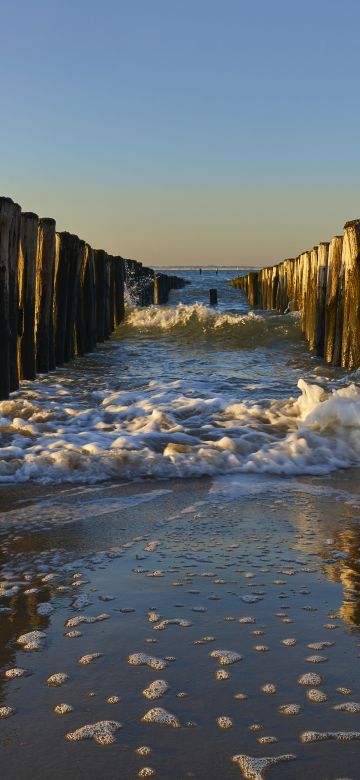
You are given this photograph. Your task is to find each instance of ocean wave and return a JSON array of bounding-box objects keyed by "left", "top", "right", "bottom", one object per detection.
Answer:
[
  {"left": 124, "top": 303, "right": 301, "bottom": 344},
  {"left": 1, "top": 376, "right": 360, "bottom": 483}
]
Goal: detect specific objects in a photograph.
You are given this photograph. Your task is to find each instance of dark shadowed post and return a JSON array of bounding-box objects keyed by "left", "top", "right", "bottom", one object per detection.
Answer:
[
  {"left": 36, "top": 218, "right": 56, "bottom": 373},
  {"left": 8, "top": 200, "right": 22, "bottom": 391},
  {"left": 94, "top": 249, "right": 107, "bottom": 342},
  {"left": 18, "top": 212, "right": 39, "bottom": 380},
  {"left": 209, "top": 288, "right": 217, "bottom": 305},
  {"left": 0, "top": 197, "right": 21, "bottom": 399}
]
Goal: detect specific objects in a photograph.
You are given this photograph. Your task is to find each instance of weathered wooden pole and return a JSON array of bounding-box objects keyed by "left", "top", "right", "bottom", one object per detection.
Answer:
[
  {"left": 114, "top": 257, "right": 125, "bottom": 325},
  {"left": 314, "top": 242, "right": 329, "bottom": 357},
  {"left": 0, "top": 197, "right": 21, "bottom": 399},
  {"left": 64, "top": 236, "right": 84, "bottom": 362},
  {"left": 8, "top": 202, "right": 22, "bottom": 391},
  {"left": 104, "top": 253, "right": 112, "bottom": 339},
  {"left": 36, "top": 218, "right": 56, "bottom": 373},
  {"left": 154, "top": 273, "right": 160, "bottom": 305},
  {"left": 324, "top": 236, "right": 343, "bottom": 365},
  {"left": 18, "top": 212, "right": 39, "bottom": 380},
  {"left": 82, "top": 244, "right": 97, "bottom": 352},
  {"left": 209, "top": 288, "right": 218, "bottom": 305},
  {"left": 247, "top": 271, "right": 259, "bottom": 307},
  {"left": 94, "top": 249, "right": 107, "bottom": 342},
  {"left": 75, "top": 242, "right": 90, "bottom": 356},
  {"left": 341, "top": 219, "right": 360, "bottom": 370},
  {"left": 54, "top": 232, "right": 82, "bottom": 365}
]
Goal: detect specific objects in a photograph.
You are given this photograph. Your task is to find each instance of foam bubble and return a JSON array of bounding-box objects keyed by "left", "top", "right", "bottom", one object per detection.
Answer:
[
  {"left": 66, "top": 720, "right": 122, "bottom": 745},
  {"left": 298, "top": 673, "right": 322, "bottom": 686},
  {"left": 279, "top": 704, "right": 301, "bottom": 716},
  {"left": 232, "top": 753, "right": 296, "bottom": 779},
  {"left": 78, "top": 653, "right": 103, "bottom": 665},
  {"left": 4, "top": 667, "right": 29, "bottom": 679},
  {"left": 153, "top": 618, "right": 191, "bottom": 631},
  {"left": 216, "top": 716, "right": 233, "bottom": 729},
  {"left": 261, "top": 684, "right": 277, "bottom": 695},
  {"left": 216, "top": 670, "right": 230, "bottom": 681},
  {"left": 0, "top": 706, "right": 15, "bottom": 718},
  {"left": 54, "top": 703, "right": 74, "bottom": 714},
  {"left": 136, "top": 746, "right": 152, "bottom": 756},
  {"left": 209, "top": 649, "right": 242, "bottom": 665},
  {"left": 300, "top": 731, "right": 360, "bottom": 743},
  {"left": 46, "top": 673, "right": 69, "bottom": 686},
  {"left": 142, "top": 707, "right": 180, "bottom": 728},
  {"left": 142, "top": 680, "right": 169, "bottom": 700},
  {"left": 17, "top": 630, "right": 46, "bottom": 651},
  {"left": 307, "top": 641, "right": 334, "bottom": 650},
  {"left": 65, "top": 613, "right": 109, "bottom": 627},
  {"left": 258, "top": 736, "right": 278, "bottom": 744},
  {"left": 307, "top": 689, "right": 327, "bottom": 703},
  {"left": 128, "top": 653, "right": 168, "bottom": 671},
  {"left": 334, "top": 702, "right": 360, "bottom": 713}
]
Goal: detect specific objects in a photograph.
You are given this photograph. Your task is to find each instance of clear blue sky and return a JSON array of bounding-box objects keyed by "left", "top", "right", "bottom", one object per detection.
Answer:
[{"left": 1, "top": 0, "right": 359, "bottom": 266}]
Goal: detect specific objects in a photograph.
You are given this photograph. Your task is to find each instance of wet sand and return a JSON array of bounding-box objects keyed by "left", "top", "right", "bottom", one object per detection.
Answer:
[{"left": 1, "top": 472, "right": 360, "bottom": 779}]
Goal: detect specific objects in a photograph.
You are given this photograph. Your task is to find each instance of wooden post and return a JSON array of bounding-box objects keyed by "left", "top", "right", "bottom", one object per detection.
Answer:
[
  {"left": 114, "top": 256, "right": 125, "bottom": 325},
  {"left": 54, "top": 232, "right": 83, "bottom": 365},
  {"left": 314, "top": 242, "right": 329, "bottom": 357},
  {"left": 104, "top": 253, "right": 112, "bottom": 339},
  {"left": 324, "top": 236, "right": 343, "bottom": 365},
  {"left": 8, "top": 202, "right": 22, "bottom": 391},
  {"left": 18, "top": 212, "right": 39, "bottom": 380},
  {"left": 64, "top": 236, "right": 84, "bottom": 362},
  {"left": 0, "top": 197, "right": 21, "bottom": 399},
  {"left": 82, "top": 244, "right": 97, "bottom": 352},
  {"left": 209, "top": 288, "right": 218, "bottom": 305},
  {"left": 247, "top": 271, "right": 259, "bottom": 307},
  {"left": 94, "top": 249, "right": 107, "bottom": 342},
  {"left": 154, "top": 273, "right": 160, "bottom": 304},
  {"left": 75, "top": 242, "right": 89, "bottom": 356},
  {"left": 36, "top": 218, "right": 56, "bottom": 373},
  {"left": 341, "top": 219, "right": 360, "bottom": 369}
]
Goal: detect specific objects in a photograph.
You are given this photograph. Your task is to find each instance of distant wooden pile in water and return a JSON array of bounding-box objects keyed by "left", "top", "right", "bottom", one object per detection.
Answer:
[
  {"left": 230, "top": 219, "right": 360, "bottom": 370},
  {"left": 0, "top": 196, "right": 186, "bottom": 400}
]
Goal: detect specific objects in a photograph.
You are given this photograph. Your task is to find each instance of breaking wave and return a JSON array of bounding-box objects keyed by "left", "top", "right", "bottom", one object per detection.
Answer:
[
  {"left": 124, "top": 303, "right": 301, "bottom": 344},
  {"left": 1, "top": 376, "right": 360, "bottom": 484}
]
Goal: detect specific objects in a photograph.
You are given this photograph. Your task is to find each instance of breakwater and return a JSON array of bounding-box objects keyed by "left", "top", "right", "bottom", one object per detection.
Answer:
[
  {"left": 230, "top": 219, "right": 360, "bottom": 370},
  {"left": 0, "top": 196, "right": 185, "bottom": 400}
]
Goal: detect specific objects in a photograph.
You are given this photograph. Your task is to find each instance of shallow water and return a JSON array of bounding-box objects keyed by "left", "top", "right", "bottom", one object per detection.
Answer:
[
  {"left": 1, "top": 271, "right": 359, "bottom": 485},
  {"left": 1, "top": 271, "right": 360, "bottom": 778}
]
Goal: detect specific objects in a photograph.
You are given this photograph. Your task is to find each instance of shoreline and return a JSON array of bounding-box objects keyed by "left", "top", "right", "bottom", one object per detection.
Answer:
[{"left": 1, "top": 471, "right": 360, "bottom": 777}]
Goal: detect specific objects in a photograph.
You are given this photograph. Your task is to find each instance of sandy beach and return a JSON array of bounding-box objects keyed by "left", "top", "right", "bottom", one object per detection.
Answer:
[{"left": 1, "top": 470, "right": 360, "bottom": 778}]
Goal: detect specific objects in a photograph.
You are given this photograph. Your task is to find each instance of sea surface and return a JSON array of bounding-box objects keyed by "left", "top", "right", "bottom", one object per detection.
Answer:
[
  {"left": 1, "top": 270, "right": 360, "bottom": 779},
  {"left": 1, "top": 269, "right": 359, "bottom": 485}
]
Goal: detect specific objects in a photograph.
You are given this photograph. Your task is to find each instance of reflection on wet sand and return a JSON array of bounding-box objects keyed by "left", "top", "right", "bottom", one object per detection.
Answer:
[
  {"left": 323, "top": 527, "right": 360, "bottom": 627},
  {"left": 1, "top": 475, "right": 360, "bottom": 779}
]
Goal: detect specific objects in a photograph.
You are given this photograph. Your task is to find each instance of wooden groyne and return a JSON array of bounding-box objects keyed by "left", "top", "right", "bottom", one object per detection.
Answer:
[
  {"left": 230, "top": 219, "right": 360, "bottom": 370},
  {"left": 0, "top": 196, "right": 186, "bottom": 400}
]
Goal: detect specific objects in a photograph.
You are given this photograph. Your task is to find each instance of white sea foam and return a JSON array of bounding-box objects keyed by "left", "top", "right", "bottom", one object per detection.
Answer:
[{"left": 1, "top": 300, "right": 360, "bottom": 484}]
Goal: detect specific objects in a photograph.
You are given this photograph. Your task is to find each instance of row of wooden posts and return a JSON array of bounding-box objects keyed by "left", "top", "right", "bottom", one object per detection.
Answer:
[
  {"left": 230, "top": 219, "right": 360, "bottom": 370},
  {"left": 0, "top": 196, "right": 186, "bottom": 400}
]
